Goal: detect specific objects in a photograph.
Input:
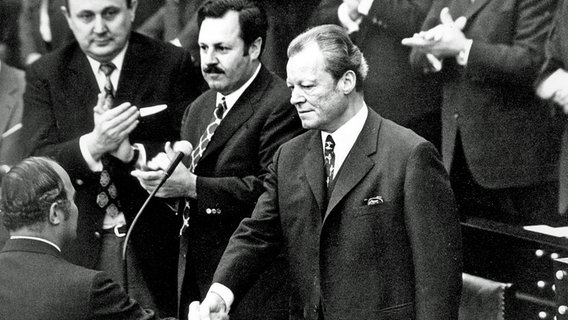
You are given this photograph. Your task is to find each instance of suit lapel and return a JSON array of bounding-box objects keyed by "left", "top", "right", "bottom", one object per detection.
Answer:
[
  {"left": 116, "top": 33, "right": 154, "bottom": 104},
  {"left": 303, "top": 132, "right": 326, "bottom": 215},
  {"left": 198, "top": 66, "right": 269, "bottom": 162},
  {"left": 464, "top": 0, "right": 491, "bottom": 20},
  {"left": 450, "top": 0, "right": 490, "bottom": 22},
  {"left": 64, "top": 46, "right": 99, "bottom": 113},
  {"left": 324, "top": 111, "right": 380, "bottom": 219}
]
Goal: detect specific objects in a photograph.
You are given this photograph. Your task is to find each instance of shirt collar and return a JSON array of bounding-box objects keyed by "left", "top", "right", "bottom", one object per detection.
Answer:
[
  {"left": 216, "top": 63, "right": 262, "bottom": 115},
  {"left": 86, "top": 42, "right": 129, "bottom": 78},
  {"left": 321, "top": 104, "right": 368, "bottom": 150},
  {"left": 10, "top": 236, "right": 61, "bottom": 252}
]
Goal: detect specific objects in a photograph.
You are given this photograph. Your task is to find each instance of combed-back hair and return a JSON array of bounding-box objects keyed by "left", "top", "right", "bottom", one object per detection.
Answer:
[
  {"left": 63, "top": 0, "right": 134, "bottom": 11},
  {"left": 288, "top": 24, "right": 368, "bottom": 91},
  {"left": 197, "top": 0, "right": 268, "bottom": 55},
  {"left": 0, "top": 157, "right": 68, "bottom": 231}
]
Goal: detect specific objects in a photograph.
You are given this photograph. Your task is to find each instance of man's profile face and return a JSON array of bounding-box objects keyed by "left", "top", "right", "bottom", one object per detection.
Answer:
[
  {"left": 198, "top": 10, "right": 258, "bottom": 95},
  {"left": 63, "top": 0, "right": 136, "bottom": 62},
  {"left": 286, "top": 43, "right": 349, "bottom": 132}
]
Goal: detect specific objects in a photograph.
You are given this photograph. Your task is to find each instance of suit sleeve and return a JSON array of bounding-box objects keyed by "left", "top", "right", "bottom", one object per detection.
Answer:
[
  {"left": 136, "top": 6, "right": 167, "bottom": 40},
  {"left": 88, "top": 272, "right": 161, "bottom": 320},
  {"left": 310, "top": 0, "right": 431, "bottom": 38},
  {"left": 465, "top": 0, "right": 556, "bottom": 85},
  {"left": 403, "top": 142, "right": 462, "bottom": 320},
  {"left": 537, "top": 2, "right": 567, "bottom": 83},
  {"left": 212, "top": 147, "right": 285, "bottom": 301},
  {"left": 21, "top": 62, "right": 95, "bottom": 179},
  {"left": 195, "top": 100, "right": 303, "bottom": 220}
]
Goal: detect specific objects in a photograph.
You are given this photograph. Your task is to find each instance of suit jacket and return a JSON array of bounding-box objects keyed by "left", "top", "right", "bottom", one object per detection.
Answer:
[
  {"left": 540, "top": 0, "right": 568, "bottom": 213},
  {"left": 0, "top": 238, "right": 167, "bottom": 320},
  {"left": 18, "top": 0, "right": 73, "bottom": 64},
  {"left": 412, "top": 0, "right": 564, "bottom": 189},
  {"left": 213, "top": 109, "right": 463, "bottom": 320},
  {"left": 0, "top": 63, "right": 25, "bottom": 166},
  {"left": 20, "top": 32, "right": 202, "bottom": 316},
  {"left": 178, "top": 65, "right": 304, "bottom": 319},
  {"left": 310, "top": 0, "right": 443, "bottom": 147}
]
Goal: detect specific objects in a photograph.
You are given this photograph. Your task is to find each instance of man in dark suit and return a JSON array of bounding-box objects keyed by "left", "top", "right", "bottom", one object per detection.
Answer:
[
  {"left": 0, "top": 61, "right": 26, "bottom": 249},
  {"left": 18, "top": 0, "right": 74, "bottom": 66},
  {"left": 404, "top": 0, "right": 564, "bottom": 225},
  {"left": 309, "top": 0, "right": 442, "bottom": 149},
  {"left": 20, "top": 0, "right": 202, "bottom": 316},
  {"left": 131, "top": 1, "right": 304, "bottom": 319},
  {"left": 0, "top": 157, "right": 178, "bottom": 320},
  {"left": 187, "top": 24, "right": 462, "bottom": 320},
  {"left": 537, "top": 0, "right": 568, "bottom": 216},
  {"left": 0, "top": 61, "right": 25, "bottom": 167}
]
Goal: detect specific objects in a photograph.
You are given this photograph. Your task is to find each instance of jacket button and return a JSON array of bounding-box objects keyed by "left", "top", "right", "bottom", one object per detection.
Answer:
[
  {"left": 454, "top": 113, "right": 459, "bottom": 120},
  {"left": 75, "top": 179, "right": 84, "bottom": 186},
  {"left": 94, "top": 231, "right": 101, "bottom": 239}
]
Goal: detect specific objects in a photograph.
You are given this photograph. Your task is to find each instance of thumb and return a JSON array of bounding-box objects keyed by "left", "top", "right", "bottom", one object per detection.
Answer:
[
  {"left": 164, "top": 141, "right": 176, "bottom": 159},
  {"left": 454, "top": 16, "right": 467, "bottom": 30},
  {"left": 439, "top": 7, "right": 454, "bottom": 25}
]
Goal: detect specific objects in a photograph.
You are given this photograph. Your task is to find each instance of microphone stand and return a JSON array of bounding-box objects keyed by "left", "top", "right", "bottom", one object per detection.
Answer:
[{"left": 121, "top": 152, "right": 184, "bottom": 294}]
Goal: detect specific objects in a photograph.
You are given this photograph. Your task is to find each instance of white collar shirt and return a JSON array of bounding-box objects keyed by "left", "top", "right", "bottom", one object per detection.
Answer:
[
  {"left": 215, "top": 63, "right": 261, "bottom": 117},
  {"left": 10, "top": 235, "right": 61, "bottom": 252},
  {"left": 320, "top": 105, "right": 368, "bottom": 180}
]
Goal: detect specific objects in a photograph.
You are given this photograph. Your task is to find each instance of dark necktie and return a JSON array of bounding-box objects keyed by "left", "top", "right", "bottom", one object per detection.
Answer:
[
  {"left": 99, "top": 62, "right": 116, "bottom": 108},
  {"left": 189, "top": 98, "right": 227, "bottom": 172},
  {"left": 97, "top": 62, "right": 123, "bottom": 223},
  {"left": 324, "top": 135, "right": 336, "bottom": 188}
]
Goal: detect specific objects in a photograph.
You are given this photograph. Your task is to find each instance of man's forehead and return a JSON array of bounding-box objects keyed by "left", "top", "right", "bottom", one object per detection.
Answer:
[{"left": 199, "top": 11, "right": 242, "bottom": 41}]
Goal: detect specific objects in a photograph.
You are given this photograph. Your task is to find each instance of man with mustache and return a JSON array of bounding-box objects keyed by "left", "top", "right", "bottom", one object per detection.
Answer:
[
  {"left": 131, "top": 0, "right": 304, "bottom": 319},
  {"left": 20, "top": 0, "right": 202, "bottom": 316}
]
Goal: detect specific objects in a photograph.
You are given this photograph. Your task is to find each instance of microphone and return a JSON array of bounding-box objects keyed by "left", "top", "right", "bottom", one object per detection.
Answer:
[
  {"left": 161, "top": 140, "right": 193, "bottom": 182},
  {"left": 122, "top": 141, "right": 192, "bottom": 293}
]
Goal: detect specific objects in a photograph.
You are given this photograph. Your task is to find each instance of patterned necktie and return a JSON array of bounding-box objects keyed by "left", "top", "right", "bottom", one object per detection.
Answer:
[
  {"left": 97, "top": 62, "right": 122, "bottom": 223},
  {"left": 99, "top": 62, "right": 116, "bottom": 108},
  {"left": 189, "top": 98, "right": 227, "bottom": 172},
  {"left": 324, "top": 135, "right": 336, "bottom": 188}
]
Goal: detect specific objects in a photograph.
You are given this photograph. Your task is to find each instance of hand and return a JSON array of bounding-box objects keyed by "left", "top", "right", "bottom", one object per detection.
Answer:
[
  {"left": 110, "top": 138, "right": 135, "bottom": 163},
  {"left": 343, "top": 0, "right": 362, "bottom": 20},
  {"left": 188, "top": 293, "right": 229, "bottom": 320},
  {"left": 402, "top": 7, "right": 468, "bottom": 58},
  {"left": 131, "top": 141, "right": 196, "bottom": 198},
  {"left": 552, "top": 88, "right": 568, "bottom": 113},
  {"left": 85, "top": 93, "right": 139, "bottom": 161}
]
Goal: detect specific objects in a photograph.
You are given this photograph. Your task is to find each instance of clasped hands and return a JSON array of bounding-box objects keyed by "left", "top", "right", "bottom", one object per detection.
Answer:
[
  {"left": 401, "top": 7, "right": 469, "bottom": 69},
  {"left": 188, "top": 292, "right": 229, "bottom": 320},
  {"left": 84, "top": 92, "right": 139, "bottom": 163},
  {"left": 131, "top": 141, "right": 197, "bottom": 199}
]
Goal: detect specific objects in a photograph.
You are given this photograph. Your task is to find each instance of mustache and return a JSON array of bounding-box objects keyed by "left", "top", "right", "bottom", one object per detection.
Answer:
[{"left": 203, "top": 65, "right": 224, "bottom": 74}]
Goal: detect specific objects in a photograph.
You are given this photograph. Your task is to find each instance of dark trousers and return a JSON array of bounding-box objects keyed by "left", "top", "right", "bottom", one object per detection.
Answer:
[
  {"left": 96, "top": 231, "right": 157, "bottom": 313},
  {"left": 450, "top": 135, "right": 562, "bottom": 226}
]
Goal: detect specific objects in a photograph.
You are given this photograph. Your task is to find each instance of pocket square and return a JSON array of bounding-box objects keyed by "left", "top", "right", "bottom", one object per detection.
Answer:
[
  {"left": 364, "top": 196, "right": 384, "bottom": 206},
  {"left": 139, "top": 104, "right": 167, "bottom": 117}
]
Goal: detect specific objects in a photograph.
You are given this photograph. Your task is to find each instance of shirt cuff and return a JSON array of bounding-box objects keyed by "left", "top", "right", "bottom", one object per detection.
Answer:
[
  {"left": 536, "top": 69, "right": 568, "bottom": 99},
  {"left": 79, "top": 135, "right": 103, "bottom": 172},
  {"left": 358, "top": 0, "right": 374, "bottom": 16},
  {"left": 170, "top": 38, "right": 182, "bottom": 47},
  {"left": 456, "top": 39, "right": 473, "bottom": 66},
  {"left": 209, "top": 283, "right": 234, "bottom": 312},
  {"left": 132, "top": 143, "right": 147, "bottom": 169},
  {"left": 338, "top": 3, "right": 363, "bottom": 34}
]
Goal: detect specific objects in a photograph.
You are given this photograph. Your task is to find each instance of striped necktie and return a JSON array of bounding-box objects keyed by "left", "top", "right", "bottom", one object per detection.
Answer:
[{"left": 189, "top": 98, "right": 227, "bottom": 172}]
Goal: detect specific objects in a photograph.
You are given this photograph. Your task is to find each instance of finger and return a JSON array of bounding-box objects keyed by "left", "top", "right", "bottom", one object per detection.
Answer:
[
  {"left": 94, "top": 93, "right": 106, "bottom": 114},
  {"left": 103, "top": 107, "right": 140, "bottom": 135},
  {"left": 131, "top": 169, "right": 164, "bottom": 181},
  {"left": 454, "top": 16, "right": 467, "bottom": 30},
  {"left": 164, "top": 141, "right": 176, "bottom": 159},
  {"left": 188, "top": 301, "right": 202, "bottom": 320},
  {"left": 439, "top": 7, "right": 454, "bottom": 25}
]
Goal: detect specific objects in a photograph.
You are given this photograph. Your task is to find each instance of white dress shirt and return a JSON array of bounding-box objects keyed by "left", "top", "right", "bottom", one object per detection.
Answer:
[{"left": 10, "top": 235, "right": 61, "bottom": 252}]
